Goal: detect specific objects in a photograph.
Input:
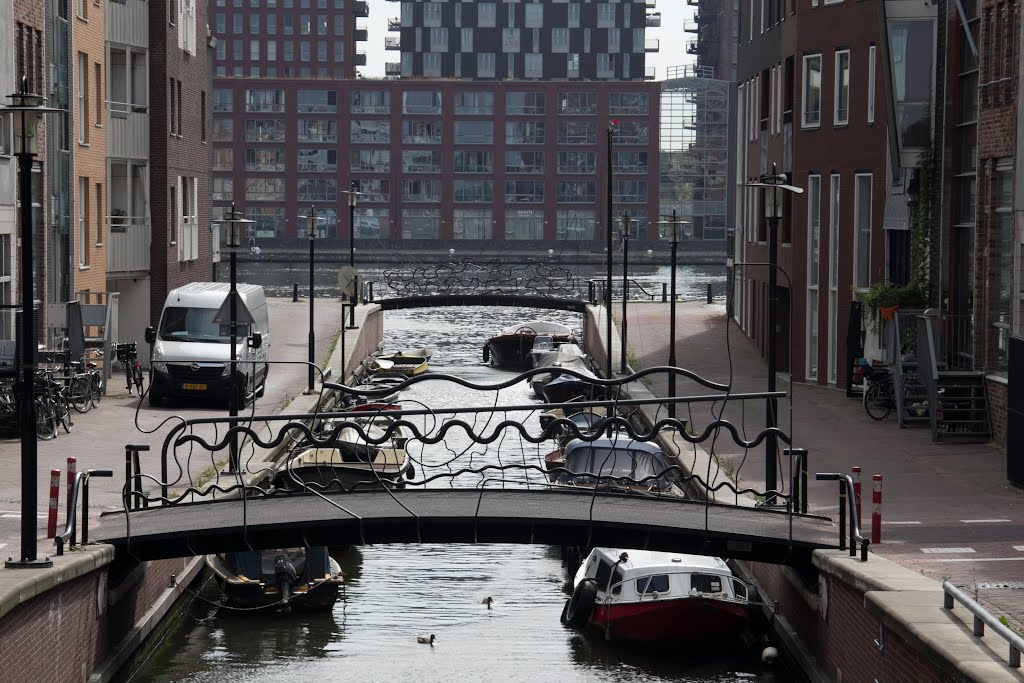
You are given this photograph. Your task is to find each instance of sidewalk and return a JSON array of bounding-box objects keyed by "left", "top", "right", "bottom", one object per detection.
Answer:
[{"left": 623, "top": 301, "right": 1024, "bottom": 630}]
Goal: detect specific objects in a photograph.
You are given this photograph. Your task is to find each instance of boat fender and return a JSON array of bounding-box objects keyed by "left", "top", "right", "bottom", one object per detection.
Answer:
[
  {"left": 482, "top": 344, "right": 490, "bottom": 363},
  {"left": 559, "top": 599, "right": 570, "bottom": 624},
  {"left": 406, "top": 463, "right": 416, "bottom": 480},
  {"left": 563, "top": 578, "right": 598, "bottom": 629},
  {"left": 761, "top": 646, "right": 779, "bottom": 664}
]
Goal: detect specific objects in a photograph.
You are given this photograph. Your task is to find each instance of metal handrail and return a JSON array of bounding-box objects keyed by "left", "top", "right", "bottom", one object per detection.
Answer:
[
  {"left": 815, "top": 472, "right": 870, "bottom": 561},
  {"left": 943, "top": 581, "right": 1023, "bottom": 668},
  {"left": 56, "top": 468, "right": 113, "bottom": 555}
]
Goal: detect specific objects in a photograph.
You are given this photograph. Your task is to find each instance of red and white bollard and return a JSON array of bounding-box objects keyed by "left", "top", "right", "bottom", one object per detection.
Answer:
[
  {"left": 66, "top": 456, "right": 77, "bottom": 511},
  {"left": 851, "top": 466, "right": 862, "bottom": 532},
  {"left": 47, "top": 469, "right": 61, "bottom": 539},
  {"left": 871, "top": 474, "right": 883, "bottom": 545}
]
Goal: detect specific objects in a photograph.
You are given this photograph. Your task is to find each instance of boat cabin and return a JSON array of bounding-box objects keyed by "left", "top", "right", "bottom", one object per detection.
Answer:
[{"left": 577, "top": 548, "right": 749, "bottom": 603}]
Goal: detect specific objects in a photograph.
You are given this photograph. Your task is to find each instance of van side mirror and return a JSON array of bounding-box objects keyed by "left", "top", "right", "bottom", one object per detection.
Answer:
[
  {"left": 249, "top": 332, "right": 262, "bottom": 349},
  {"left": 144, "top": 327, "right": 156, "bottom": 344}
]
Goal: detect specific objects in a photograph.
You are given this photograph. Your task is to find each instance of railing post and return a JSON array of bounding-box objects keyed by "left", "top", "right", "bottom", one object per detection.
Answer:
[
  {"left": 872, "top": 474, "right": 883, "bottom": 544},
  {"left": 66, "top": 457, "right": 76, "bottom": 511},
  {"left": 838, "top": 479, "right": 848, "bottom": 551},
  {"left": 292, "top": 283, "right": 299, "bottom": 302},
  {"left": 46, "top": 469, "right": 60, "bottom": 539},
  {"left": 852, "top": 466, "right": 862, "bottom": 531},
  {"left": 707, "top": 283, "right": 713, "bottom": 304},
  {"left": 662, "top": 282, "right": 667, "bottom": 303},
  {"left": 81, "top": 475, "right": 90, "bottom": 545},
  {"left": 124, "top": 448, "right": 134, "bottom": 511}
]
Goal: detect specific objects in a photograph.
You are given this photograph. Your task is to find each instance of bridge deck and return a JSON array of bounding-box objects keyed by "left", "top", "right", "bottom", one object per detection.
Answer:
[
  {"left": 375, "top": 294, "right": 590, "bottom": 313},
  {"left": 94, "top": 489, "right": 838, "bottom": 564}
]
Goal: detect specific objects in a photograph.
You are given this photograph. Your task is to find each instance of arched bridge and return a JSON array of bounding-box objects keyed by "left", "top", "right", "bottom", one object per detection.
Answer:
[{"left": 93, "top": 489, "right": 838, "bottom": 565}]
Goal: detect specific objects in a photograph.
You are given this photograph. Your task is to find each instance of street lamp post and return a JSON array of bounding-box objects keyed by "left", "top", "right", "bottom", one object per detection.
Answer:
[
  {"left": 747, "top": 164, "right": 803, "bottom": 502},
  {"left": 299, "top": 206, "right": 324, "bottom": 393},
  {"left": 658, "top": 210, "right": 692, "bottom": 421},
  {"left": 220, "top": 204, "right": 254, "bottom": 474},
  {"left": 347, "top": 183, "right": 357, "bottom": 269},
  {"left": 2, "top": 79, "right": 65, "bottom": 569},
  {"left": 620, "top": 211, "right": 630, "bottom": 374},
  {"left": 605, "top": 120, "right": 617, "bottom": 378}
]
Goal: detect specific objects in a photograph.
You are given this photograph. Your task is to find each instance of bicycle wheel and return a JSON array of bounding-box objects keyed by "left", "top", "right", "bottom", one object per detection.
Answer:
[
  {"left": 70, "top": 376, "right": 92, "bottom": 413},
  {"left": 864, "top": 382, "right": 892, "bottom": 421},
  {"left": 35, "top": 397, "right": 56, "bottom": 440},
  {"left": 90, "top": 372, "right": 102, "bottom": 408}
]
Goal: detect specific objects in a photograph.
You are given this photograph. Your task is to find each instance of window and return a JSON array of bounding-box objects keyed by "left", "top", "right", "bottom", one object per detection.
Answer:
[
  {"left": 567, "top": 53, "right": 580, "bottom": 78},
  {"left": 558, "top": 120, "right": 596, "bottom": 145},
  {"left": 612, "top": 122, "right": 648, "bottom": 144},
  {"left": 888, "top": 20, "right": 934, "bottom": 148},
  {"left": 212, "top": 177, "right": 233, "bottom": 201},
  {"left": 853, "top": 174, "right": 872, "bottom": 289},
  {"left": 559, "top": 92, "right": 597, "bottom": 114},
  {"left": 610, "top": 92, "right": 649, "bottom": 115},
  {"left": 78, "top": 53, "right": 89, "bottom": 143},
  {"left": 461, "top": 27, "right": 474, "bottom": 52},
  {"left": 402, "top": 91, "right": 442, "bottom": 114},
  {"left": 246, "top": 119, "right": 286, "bottom": 141},
  {"left": 423, "top": 53, "right": 441, "bottom": 77},
  {"left": 477, "top": 53, "right": 496, "bottom": 78},
  {"left": 597, "top": 3, "right": 616, "bottom": 28},
  {"left": 802, "top": 54, "right": 822, "bottom": 127},
  {"left": 478, "top": 3, "right": 496, "bottom": 27},
  {"left": 297, "top": 149, "right": 337, "bottom": 172},
  {"left": 558, "top": 151, "right": 597, "bottom": 174},
  {"left": 402, "top": 120, "right": 442, "bottom": 144},
  {"left": 94, "top": 63, "right": 102, "bottom": 128},
  {"left": 613, "top": 151, "right": 647, "bottom": 174},
  {"left": 551, "top": 28, "right": 569, "bottom": 53},
  {"left": 525, "top": 4, "right": 543, "bottom": 28},
  {"left": 994, "top": 162, "right": 1013, "bottom": 372},
  {"left": 525, "top": 54, "right": 543, "bottom": 78},
  {"left": 401, "top": 208, "right": 440, "bottom": 239},
  {"left": 212, "top": 118, "right": 233, "bottom": 141},
  {"left": 503, "top": 28, "right": 520, "bottom": 52},
  {"left": 558, "top": 181, "right": 597, "bottom": 203},
  {"left": 505, "top": 211, "right": 544, "bottom": 240},
  {"left": 806, "top": 174, "right": 821, "bottom": 379},
  {"left": 505, "top": 121, "right": 544, "bottom": 145},
  {"left": 353, "top": 208, "right": 388, "bottom": 239},
  {"left": 454, "top": 209, "right": 492, "bottom": 240},
  {"left": 352, "top": 179, "right": 390, "bottom": 203},
  {"left": 95, "top": 183, "right": 103, "bottom": 245},
  {"left": 867, "top": 45, "right": 876, "bottom": 123},
  {"left": 454, "top": 151, "right": 493, "bottom": 174},
  {"left": 834, "top": 50, "right": 850, "bottom": 125},
  {"left": 505, "top": 180, "right": 545, "bottom": 203},
  {"left": 213, "top": 147, "right": 233, "bottom": 170},
  {"left": 455, "top": 121, "right": 494, "bottom": 144},
  {"left": 453, "top": 180, "right": 493, "bottom": 202},
  {"left": 298, "top": 89, "right": 337, "bottom": 113},
  {"left": 455, "top": 91, "right": 494, "bottom": 115},
  {"left": 351, "top": 149, "right": 390, "bottom": 173},
  {"left": 350, "top": 120, "right": 390, "bottom": 144},
  {"left": 298, "top": 178, "right": 337, "bottom": 201},
  {"left": 507, "top": 92, "right": 545, "bottom": 115},
  {"left": 178, "top": 176, "right": 198, "bottom": 261},
  {"left": 78, "top": 177, "right": 89, "bottom": 266},
  {"left": 506, "top": 151, "right": 545, "bottom": 174},
  {"left": 557, "top": 209, "right": 596, "bottom": 240},
  {"left": 402, "top": 150, "right": 441, "bottom": 173},
  {"left": 828, "top": 174, "right": 840, "bottom": 383},
  {"left": 614, "top": 180, "right": 647, "bottom": 203},
  {"left": 423, "top": 2, "right": 443, "bottom": 27},
  {"left": 298, "top": 119, "right": 337, "bottom": 142},
  {"left": 351, "top": 90, "right": 390, "bottom": 114}
]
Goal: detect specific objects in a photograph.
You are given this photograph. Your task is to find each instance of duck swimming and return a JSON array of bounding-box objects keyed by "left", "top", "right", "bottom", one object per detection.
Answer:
[
  {"left": 481, "top": 596, "right": 493, "bottom": 609},
  {"left": 417, "top": 634, "right": 436, "bottom": 645}
]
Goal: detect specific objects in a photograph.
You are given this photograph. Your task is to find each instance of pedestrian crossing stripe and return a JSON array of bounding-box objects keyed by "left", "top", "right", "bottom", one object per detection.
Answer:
[{"left": 921, "top": 547, "right": 975, "bottom": 554}]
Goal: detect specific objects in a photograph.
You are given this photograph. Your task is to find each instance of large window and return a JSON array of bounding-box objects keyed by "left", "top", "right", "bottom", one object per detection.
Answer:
[
  {"left": 213, "top": 148, "right": 233, "bottom": 171},
  {"left": 212, "top": 88, "right": 233, "bottom": 112},
  {"left": 245, "top": 88, "right": 285, "bottom": 112},
  {"left": 828, "top": 174, "right": 840, "bottom": 383},
  {"left": 402, "top": 150, "right": 441, "bottom": 173},
  {"left": 246, "top": 119, "right": 286, "bottom": 141},
  {"left": 802, "top": 54, "right": 822, "bottom": 127},
  {"left": 353, "top": 179, "right": 390, "bottom": 203},
  {"left": 506, "top": 121, "right": 545, "bottom": 145},
  {"left": 505, "top": 151, "right": 545, "bottom": 174},
  {"left": 297, "top": 89, "right": 336, "bottom": 113},
  {"left": 610, "top": 92, "right": 649, "bottom": 115},
  {"left": 454, "top": 151, "right": 493, "bottom": 174},
  {"left": 297, "top": 149, "right": 337, "bottom": 172},
  {"left": 351, "top": 149, "right": 390, "bottom": 173},
  {"left": 455, "top": 121, "right": 494, "bottom": 144},
  {"left": 401, "top": 208, "right": 440, "bottom": 239},
  {"left": 506, "top": 92, "right": 545, "bottom": 115},
  {"left": 614, "top": 180, "right": 647, "bottom": 203},
  {"left": 403, "top": 179, "right": 441, "bottom": 202},
  {"left": 454, "top": 180, "right": 493, "bottom": 203},
  {"left": 402, "top": 120, "right": 442, "bottom": 144},
  {"left": 505, "top": 211, "right": 544, "bottom": 240},
  {"left": 298, "top": 119, "right": 336, "bottom": 142},
  {"left": 612, "top": 121, "right": 647, "bottom": 144},
  {"left": 298, "top": 178, "right": 336, "bottom": 201},
  {"left": 246, "top": 178, "right": 284, "bottom": 202},
  {"left": 558, "top": 151, "right": 597, "bottom": 175},
  {"left": 505, "top": 180, "right": 544, "bottom": 203},
  {"left": 558, "top": 181, "right": 597, "bottom": 203},
  {"left": 212, "top": 177, "right": 233, "bottom": 201},
  {"left": 834, "top": 50, "right": 850, "bottom": 125},
  {"left": 888, "top": 20, "right": 934, "bottom": 148},
  {"left": 557, "top": 209, "right": 596, "bottom": 240},
  {"left": 246, "top": 147, "right": 285, "bottom": 171},
  {"left": 402, "top": 90, "right": 442, "bottom": 114},
  {"left": 455, "top": 91, "right": 494, "bottom": 115},
  {"left": 354, "top": 208, "right": 389, "bottom": 239},
  {"left": 613, "top": 151, "right": 648, "bottom": 174},
  {"left": 351, "top": 90, "right": 390, "bottom": 113},
  {"left": 558, "top": 120, "right": 596, "bottom": 145},
  {"left": 559, "top": 92, "right": 597, "bottom": 115},
  {"left": 853, "top": 173, "right": 872, "bottom": 289},
  {"left": 994, "top": 162, "right": 1013, "bottom": 372},
  {"left": 351, "top": 120, "right": 390, "bottom": 143},
  {"left": 454, "top": 209, "right": 493, "bottom": 239},
  {"left": 806, "top": 174, "right": 821, "bottom": 381},
  {"left": 247, "top": 207, "right": 286, "bottom": 239}
]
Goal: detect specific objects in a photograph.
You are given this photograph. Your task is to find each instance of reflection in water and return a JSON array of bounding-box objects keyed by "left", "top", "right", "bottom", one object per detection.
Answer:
[{"left": 119, "top": 306, "right": 794, "bottom": 682}]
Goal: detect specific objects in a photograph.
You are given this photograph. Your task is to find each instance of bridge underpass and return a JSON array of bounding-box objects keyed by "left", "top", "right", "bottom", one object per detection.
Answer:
[{"left": 93, "top": 489, "right": 838, "bottom": 566}]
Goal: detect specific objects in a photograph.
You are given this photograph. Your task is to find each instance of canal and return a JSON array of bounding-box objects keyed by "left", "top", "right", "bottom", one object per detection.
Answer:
[{"left": 117, "top": 261, "right": 795, "bottom": 682}]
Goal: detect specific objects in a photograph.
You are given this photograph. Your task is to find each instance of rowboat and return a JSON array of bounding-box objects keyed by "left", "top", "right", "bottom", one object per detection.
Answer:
[
  {"left": 370, "top": 348, "right": 431, "bottom": 376},
  {"left": 483, "top": 321, "right": 575, "bottom": 370},
  {"left": 206, "top": 547, "right": 344, "bottom": 612}
]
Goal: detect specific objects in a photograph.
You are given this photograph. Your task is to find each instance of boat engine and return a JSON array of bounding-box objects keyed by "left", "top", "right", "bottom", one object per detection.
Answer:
[{"left": 274, "top": 553, "right": 299, "bottom": 606}]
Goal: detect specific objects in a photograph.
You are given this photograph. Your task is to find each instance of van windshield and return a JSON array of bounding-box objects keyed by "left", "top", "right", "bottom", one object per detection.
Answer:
[{"left": 158, "top": 306, "right": 249, "bottom": 342}]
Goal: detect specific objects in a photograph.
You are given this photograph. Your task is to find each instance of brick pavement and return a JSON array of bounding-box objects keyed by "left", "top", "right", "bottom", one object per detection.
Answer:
[{"left": 623, "top": 301, "right": 1024, "bottom": 629}]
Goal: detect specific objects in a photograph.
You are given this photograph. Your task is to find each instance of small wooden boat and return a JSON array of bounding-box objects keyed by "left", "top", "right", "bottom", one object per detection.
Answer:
[
  {"left": 562, "top": 547, "right": 751, "bottom": 643},
  {"left": 483, "top": 321, "right": 575, "bottom": 370},
  {"left": 540, "top": 409, "right": 609, "bottom": 481},
  {"left": 529, "top": 344, "right": 588, "bottom": 399},
  {"left": 540, "top": 358, "right": 608, "bottom": 404},
  {"left": 274, "top": 415, "right": 413, "bottom": 491},
  {"left": 370, "top": 349, "right": 430, "bottom": 376},
  {"left": 206, "top": 547, "right": 344, "bottom": 612}
]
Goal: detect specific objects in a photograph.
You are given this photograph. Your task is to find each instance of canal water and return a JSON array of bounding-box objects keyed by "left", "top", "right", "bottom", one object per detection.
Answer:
[{"left": 118, "top": 262, "right": 796, "bottom": 682}]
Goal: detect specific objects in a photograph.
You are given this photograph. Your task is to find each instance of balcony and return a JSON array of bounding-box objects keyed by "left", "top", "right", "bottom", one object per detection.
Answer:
[
  {"left": 385, "top": 36, "right": 401, "bottom": 50},
  {"left": 107, "top": 101, "right": 150, "bottom": 160},
  {"left": 385, "top": 62, "right": 401, "bottom": 75},
  {"left": 354, "top": 52, "right": 367, "bottom": 66},
  {"left": 107, "top": 216, "right": 151, "bottom": 275},
  {"left": 687, "top": 0, "right": 699, "bottom": 4},
  {"left": 646, "top": 12, "right": 661, "bottom": 27},
  {"left": 644, "top": 66, "right": 656, "bottom": 80},
  {"left": 388, "top": 17, "right": 402, "bottom": 31},
  {"left": 645, "top": 38, "right": 660, "bottom": 52},
  {"left": 646, "top": 0, "right": 657, "bottom": 7},
  {"left": 684, "top": 22, "right": 699, "bottom": 32},
  {"left": 354, "top": 0, "right": 369, "bottom": 17},
  {"left": 354, "top": 28, "right": 368, "bottom": 42},
  {"left": 686, "top": 39, "right": 704, "bottom": 55}
]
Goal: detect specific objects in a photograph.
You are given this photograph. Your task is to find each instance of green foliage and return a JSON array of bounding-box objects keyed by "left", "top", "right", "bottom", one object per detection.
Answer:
[
  {"left": 911, "top": 143, "right": 936, "bottom": 295},
  {"left": 856, "top": 281, "right": 928, "bottom": 333}
]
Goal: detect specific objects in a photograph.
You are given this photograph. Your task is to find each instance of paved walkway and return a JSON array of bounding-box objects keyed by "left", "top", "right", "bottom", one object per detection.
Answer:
[{"left": 623, "top": 301, "right": 1024, "bottom": 629}]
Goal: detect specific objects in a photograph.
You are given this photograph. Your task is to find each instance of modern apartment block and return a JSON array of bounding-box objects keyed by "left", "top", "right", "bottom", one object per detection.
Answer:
[
  {"left": 211, "top": 0, "right": 667, "bottom": 247},
  {"left": 687, "top": 0, "right": 738, "bottom": 82},
  {"left": 389, "top": 0, "right": 658, "bottom": 80}
]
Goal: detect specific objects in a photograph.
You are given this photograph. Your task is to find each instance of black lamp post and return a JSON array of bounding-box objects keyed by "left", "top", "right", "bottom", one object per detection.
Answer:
[
  {"left": 748, "top": 164, "right": 803, "bottom": 502},
  {"left": 658, "top": 210, "right": 692, "bottom": 421},
  {"left": 220, "top": 203, "right": 254, "bottom": 474},
  {"left": 605, "top": 120, "right": 617, "bottom": 378},
  {"left": 3, "top": 79, "right": 65, "bottom": 569},
  {"left": 620, "top": 211, "right": 630, "bottom": 374},
  {"left": 347, "top": 183, "right": 358, "bottom": 269},
  {"left": 299, "top": 206, "right": 324, "bottom": 393}
]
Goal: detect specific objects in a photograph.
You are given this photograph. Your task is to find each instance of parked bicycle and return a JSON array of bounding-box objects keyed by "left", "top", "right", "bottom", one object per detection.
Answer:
[
  {"left": 114, "top": 342, "right": 144, "bottom": 395},
  {"left": 862, "top": 366, "right": 895, "bottom": 420}
]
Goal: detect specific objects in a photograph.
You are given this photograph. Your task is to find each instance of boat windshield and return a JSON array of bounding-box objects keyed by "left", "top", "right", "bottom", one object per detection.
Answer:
[
  {"left": 159, "top": 306, "right": 249, "bottom": 342},
  {"left": 560, "top": 445, "right": 670, "bottom": 487}
]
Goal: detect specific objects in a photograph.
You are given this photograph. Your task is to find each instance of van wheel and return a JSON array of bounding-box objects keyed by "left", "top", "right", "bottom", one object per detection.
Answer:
[{"left": 148, "top": 387, "right": 163, "bottom": 407}]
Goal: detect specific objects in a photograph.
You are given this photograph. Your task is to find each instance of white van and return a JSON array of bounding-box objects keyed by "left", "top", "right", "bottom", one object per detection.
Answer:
[{"left": 145, "top": 282, "right": 270, "bottom": 407}]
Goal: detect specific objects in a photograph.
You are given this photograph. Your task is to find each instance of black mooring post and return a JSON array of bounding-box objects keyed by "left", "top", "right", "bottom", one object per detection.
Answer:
[
  {"left": 293, "top": 283, "right": 298, "bottom": 302},
  {"left": 707, "top": 283, "right": 713, "bottom": 304}
]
